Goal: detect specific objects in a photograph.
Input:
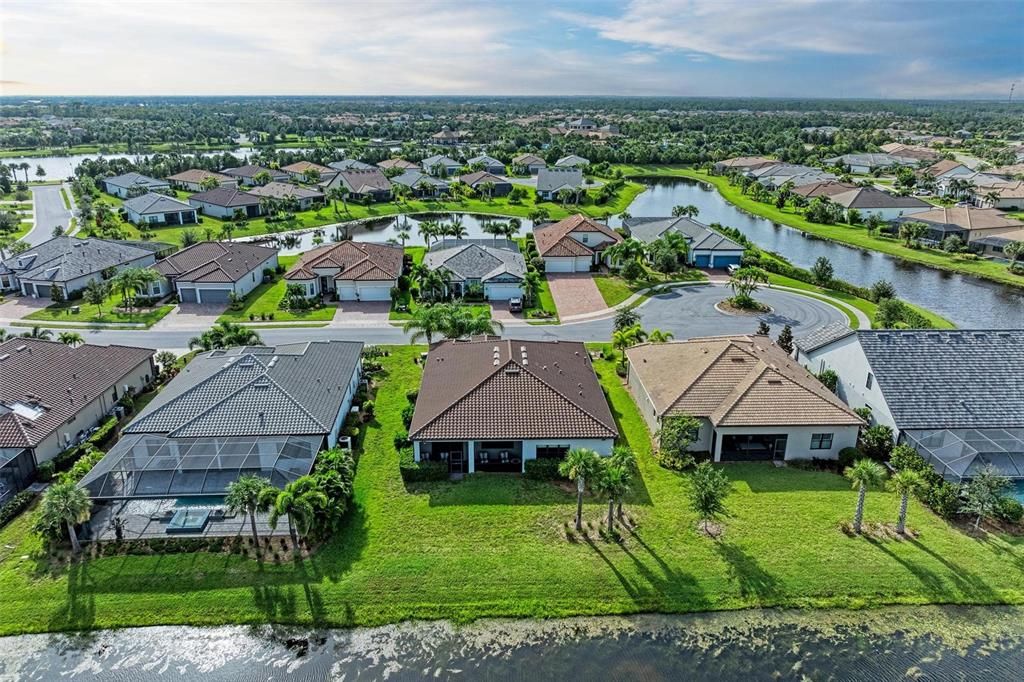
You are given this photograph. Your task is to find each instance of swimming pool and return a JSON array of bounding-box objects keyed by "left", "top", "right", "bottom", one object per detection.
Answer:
[{"left": 1011, "top": 481, "right": 1024, "bottom": 504}]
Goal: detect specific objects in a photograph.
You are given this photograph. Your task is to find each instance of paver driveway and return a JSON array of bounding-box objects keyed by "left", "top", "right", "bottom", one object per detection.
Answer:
[{"left": 546, "top": 273, "right": 606, "bottom": 317}]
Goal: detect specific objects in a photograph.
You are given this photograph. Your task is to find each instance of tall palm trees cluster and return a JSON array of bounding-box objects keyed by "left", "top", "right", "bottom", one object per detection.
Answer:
[
  {"left": 401, "top": 303, "right": 504, "bottom": 344},
  {"left": 415, "top": 214, "right": 474, "bottom": 246},
  {"left": 188, "top": 321, "right": 263, "bottom": 350},
  {"left": 559, "top": 446, "right": 637, "bottom": 535},
  {"left": 110, "top": 266, "right": 162, "bottom": 314},
  {"left": 605, "top": 233, "right": 690, "bottom": 279}
]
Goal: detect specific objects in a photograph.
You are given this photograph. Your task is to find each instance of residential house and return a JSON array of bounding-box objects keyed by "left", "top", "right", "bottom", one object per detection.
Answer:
[
  {"left": 187, "top": 186, "right": 262, "bottom": 219},
  {"left": 247, "top": 182, "right": 325, "bottom": 211},
  {"left": 321, "top": 168, "right": 393, "bottom": 202},
  {"left": 377, "top": 158, "right": 420, "bottom": 172},
  {"left": 466, "top": 155, "right": 506, "bottom": 175},
  {"left": 622, "top": 217, "right": 744, "bottom": 268},
  {"left": 409, "top": 338, "right": 618, "bottom": 475},
  {"left": 101, "top": 172, "right": 170, "bottom": 198},
  {"left": 123, "top": 193, "right": 197, "bottom": 226},
  {"left": 512, "top": 153, "right": 547, "bottom": 174},
  {"left": 459, "top": 171, "right": 512, "bottom": 198},
  {"left": 165, "top": 169, "right": 237, "bottom": 192},
  {"left": 221, "top": 165, "right": 288, "bottom": 186},
  {"left": 152, "top": 241, "right": 279, "bottom": 304},
  {"left": 828, "top": 187, "right": 932, "bottom": 220},
  {"left": 895, "top": 206, "right": 1023, "bottom": 244},
  {"left": 824, "top": 153, "right": 918, "bottom": 174},
  {"left": 421, "top": 154, "right": 462, "bottom": 177},
  {"left": 0, "top": 338, "right": 155, "bottom": 500},
  {"left": 791, "top": 180, "right": 859, "bottom": 198},
  {"left": 974, "top": 179, "right": 1024, "bottom": 210},
  {"left": 430, "top": 126, "right": 463, "bottom": 145},
  {"left": 79, "top": 341, "right": 363, "bottom": 503},
  {"left": 0, "top": 236, "right": 161, "bottom": 299},
  {"left": 555, "top": 154, "right": 590, "bottom": 169},
  {"left": 536, "top": 167, "right": 584, "bottom": 201},
  {"left": 282, "top": 160, "right": 336, "bottom": 181},
  {"left": 423, "top": 239, "right": 525, "bottom": 300},
  {"left": 284, "top": 240, "right": 403, "bottom": 301},
  {"left": 794, "top": 328, "right": 1024, "bottom": 483},
  {"left": 390, "top": 170, "right": 449, "bottom": 198},
  {"left": 920, "top": 159, "right": 972, "bottom": 181},
  {"left": 326, "top": 159, "right": 372, "bottom": 173},
  {"left": 565, "top": 117, "right": 597, "bottom": 131},
  {"left": 712, "top": 156, "right": 775, "bottom": 174},
  {"left": 746, "top": 163, "right": 836, "bottom": 190},
  {"left": 879, "top": 142, "right": 941, "bottom": 162},
  {"left": 534, "top": 214, "right": 621, "bottom": 272},
  {"left": 627, "top": 336, "right": 862, "bottom": 462}
]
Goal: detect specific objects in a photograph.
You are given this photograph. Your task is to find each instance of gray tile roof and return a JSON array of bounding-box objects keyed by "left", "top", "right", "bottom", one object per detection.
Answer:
[
  {"left": 328, "top": 159, "right": 373, "bottom": 171},
  {"left": 555, "top": 154, "right": 590, "bottom": 167},
  {"left": 123, "top": 192, "right": 194, "bottom": 215},
  {"left": 125, "top": 341, "right": 363, "bottom": 438},
  {"left": 103, "top": 172, "right": 168, "bottom": 191},
  {"left": 467, "top": 155, "right": 504, "bottom": 169},
  {"left": 391, "top": 170, "right": 449, "bottom": 189},
  {"left": 536, "top": 167, "right": 583, "bottom": 192},
  {"left": 794, "top": 321, "right": 856, "bottom": 353},
  {"left": 857, "top": 330, "right": 1024, "bottom": 429},
  {"left": 424, "top": 239, "right": 525, "bottom": 281},
  {"left": 153, "top": 241, "right": 278, "bottom": 284},
  {"left": 1, "top": 236, "right": 157, "bottom": 283},
  {"left": 188, "top": 186, "right": 261, "bottom": 208},
  {"left": 623, "top": 217, "right": 744, "bottom": 252},
  {"left": 830, "top": 187, "right": 932, "bottom": 210},
  {"left": 422, "top": 155, "right": 460, "bottom": 168}
]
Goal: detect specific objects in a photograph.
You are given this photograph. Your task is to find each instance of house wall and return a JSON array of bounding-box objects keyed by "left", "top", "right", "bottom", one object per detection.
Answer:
[
  {"left": 126, "top": 207, "right": 196, "bottom": 226},
  {"left": 853, "top": 206, "right": 932, "bottom": 221},
  {"left": 327, "top": 360, "right": 363, "bottom": 449},
  {"left": 104, "top": 181, "right": 169, "bottom": 198},
  {"left": 712, "top": 424, "right": 860, "bottom": 461},
  {"left": 175, "top": 253, "right": 278, "bottom": 301},
  {"left": 20, "top": 252, "right": 158, "bottom": 299},
  {"left": 483, "top": 282, "right": 523, "bottom": 300},
  {"left": 188, "top": 200, "right": 242, "bottom": 219}
]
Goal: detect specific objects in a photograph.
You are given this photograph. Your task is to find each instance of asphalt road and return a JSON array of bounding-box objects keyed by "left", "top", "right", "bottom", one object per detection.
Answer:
[
  {"left": 0, "top": 284, "right": 845, "bottom": 352},
  {"left": 27, "top": 185, "right": 72, "bottom": 245}
]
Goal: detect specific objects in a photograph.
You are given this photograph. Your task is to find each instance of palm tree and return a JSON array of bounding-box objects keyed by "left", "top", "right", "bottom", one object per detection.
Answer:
[
  {"left": 439, "top": 305, "right": 503, "bottom": 338},
  {"left": 19, "top": 162, "right": 30, "bottom": 183},
  {"left": 58, "top": 331, "right": 84, "bottom": 347},
  {"left": 899, "top": 221, "right": 928, "bottom": 248},
  {"left": 188, "top": 321, "right": 263, "bottom": 350},
  {"left": 446, "top": 220, "right": 469, "bottom": 240},
  {"left": 396, "top": 228, "right": 411, "bottom": 247},
  {"left": 671, "top": 204, "right": 699, "bottom": 218},
  {"left": 504, "top": 217, "right": 521, "bottom": 241},
  {"left": 844, "top": 459, "right": 887, "bottom": 534},
  {"left": 83, "top": 278, "right": 111, "bottom": 317},
  {"left": 556, "top": 188, "right": 574, "bottom": 206},
  {"left": 38, "top": 482, "right": 91, "bottom": 554},
  {"left": 605, "top": 238, "right": 647, "bottom": 266},
  {"left": 402, "top": 305, "right": 447, "bottom": 344},
  {"left": 609, "top": 446, "right": 637, "bottom": 519},
  {"left": 328, "top": 186, "right": 350, "bottom": 216},
  {"left": 418, "top": 219, "right": 439, "bottom": 247},
  {"left": 595, "top": 461, "right": 631, "bottom": 534},
  {"left": 983, "top": 190, "right": 1001, "bottom": 208},
  {"left": 559, "top": 448, "right": 601, "bottom": 532},
  {"left": 225, "top": 474, "right": 273, "bottom": 545},
  {"left": 647, "top": 328, "right": 674, "bottom": 343},
  {"left": 887, "top": 469, "right": 925, "bottom": 535},
  {"left": 258, "top": 476, "right": 326, "bottom": 551},
  {"left": 21, "top": 325, "right": 52, "bottom": 340},
  {"left": 522, "top": 271, "right": 542, "bottom": 306},
  {"left": 611, "top": 324, "right": 646, "bottom": 367}
]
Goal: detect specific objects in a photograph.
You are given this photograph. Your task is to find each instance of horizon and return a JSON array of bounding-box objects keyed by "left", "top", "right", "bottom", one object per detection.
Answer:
[{"left": 2, "top": 0, "right": 1021, "bottom": 99}]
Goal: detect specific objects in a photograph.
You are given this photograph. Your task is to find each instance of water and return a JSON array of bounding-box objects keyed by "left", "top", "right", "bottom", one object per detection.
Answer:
[
  {"left": 3, "top": 148, "right": 282, "bottom": 180},
  {"left": 1, "top": 607, "right": 1021, "bottom": 680},
  {"left": 1012, "top": 480, "right": 1024, "bottom": 504},
  {"left": 620, "top": 178, "right": 1024, "bottom": 328}
]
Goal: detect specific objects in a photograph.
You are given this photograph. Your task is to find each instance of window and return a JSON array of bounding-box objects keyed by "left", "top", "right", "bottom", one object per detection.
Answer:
[
  {"left": 810, "top": 433, "right": 834, "bottom": 450},
  {"left": 581, "top": 234, "right": 589, "bottom": 243},
  {"left": 866, "top": 372, "right": 873, "bottom": 389},
  {"left": 819, "top": 359, "right": 826, "bottom": 374},
  {"left": 536, "top": 445, "right": 569, "bottom": 460}
]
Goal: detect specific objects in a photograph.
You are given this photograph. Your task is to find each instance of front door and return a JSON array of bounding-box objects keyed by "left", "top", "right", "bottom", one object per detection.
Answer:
[
  {"left": 449, "top": 450, "right": 465, "bottom": 474},
  {"left": 772, "top": 436, "right": 788, "bottom": 461}
]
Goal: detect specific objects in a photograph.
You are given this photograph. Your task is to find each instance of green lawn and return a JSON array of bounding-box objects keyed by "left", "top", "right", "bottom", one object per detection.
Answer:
[
  {"left": 0, "top": 345, "right": 1022, "bottom": 636},
  {"left": 216, "top": 278, "right": 337, "bottom": 323},
  {"left": 24, "top": 292, "right": 173, "bottom": 327},
  {"left": 614, "top": 166, "right": 1024, "bottom": 290},
  {"left": 594, "top": 268, "right": 708, "bottom": 307},
  {"left": 59, "top": 188, "right": 71, "bottom": 209}
]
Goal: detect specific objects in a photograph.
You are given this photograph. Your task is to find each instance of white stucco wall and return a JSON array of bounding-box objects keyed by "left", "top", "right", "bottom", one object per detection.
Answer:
[
  {"left": 713, "top": 424, "right": 860, "bottom": 461},
  {"left": 327, "top": 359, "right": 363, "bottom": 449}
]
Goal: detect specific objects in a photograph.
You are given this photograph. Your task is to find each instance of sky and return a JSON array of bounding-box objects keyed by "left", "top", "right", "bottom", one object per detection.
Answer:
[{"left": 1, "top": 0, "right": 1021, "bottom": 99}]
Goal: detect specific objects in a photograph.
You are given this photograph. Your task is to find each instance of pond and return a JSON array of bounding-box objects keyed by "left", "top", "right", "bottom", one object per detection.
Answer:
[
  {"left": 1, "top": 607, "right": 1021, "bottom": 680},
  {"left": 3, "top": 148, "right": 297, "bottom": 180},
  {"left": 617, "top": 178, "right": 1024, "bottom": 328}
]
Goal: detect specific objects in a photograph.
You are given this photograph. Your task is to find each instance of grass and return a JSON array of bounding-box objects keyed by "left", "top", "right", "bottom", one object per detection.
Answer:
[
  {"left": 1, "top": 345, "right": 1022, "bottom": 636},
  {"left": 594, "top": 268, "right": 708, "bottom": 307},
  {"left": 216, "top": 278, "right": 337, "bottom": 324},
  {"left": 59, "top": 188, "right": 71, "bottom": 209},
  {"left": 614, "top": 166, "right": 1024, "bottom": 290},
  {"left": 23, "top": 292, "right": 173, "bottom": 327}
]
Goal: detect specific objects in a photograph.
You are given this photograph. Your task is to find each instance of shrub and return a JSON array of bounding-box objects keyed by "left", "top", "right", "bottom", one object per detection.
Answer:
[
  {"left": 37, "top": 461, "right": 55, "bottom": 482},
  {"left": 401, "top": 403, "right": 416, "bottom": 428},
  {"left": 0, "top": 490, "right": 37, "bottom": 529},
  {"left": 393, "top": 430, "right": 411, "bottom": 450},
  {"left": 362, "top": 399, "right": 375, "bottom": 418},
  {"left": 405, "top": 388, "right": 419, "bottom": 403},
  {"left": 653, "top": 449, "right": 695, "bottom": 471},
  {"left": 858, "top": 425, "right": 894, "bottom": 461},
  {"left": 621, "top": 259, "right": 645, "bottom": 281},
  {"left": 925, "top": 481, "right": 962, "bottom": 519},
  {"left": 523, "top": 458, "right": 561, "bottom": 480},
  {"left": 995, "top": 496, "right": 1024, "bottom": 525},
  {"left": 398, "top": 447, "right": 448, "bottom": 482},
  {"left": 838, "top": 446, "right": 861, "bottom": 469}
]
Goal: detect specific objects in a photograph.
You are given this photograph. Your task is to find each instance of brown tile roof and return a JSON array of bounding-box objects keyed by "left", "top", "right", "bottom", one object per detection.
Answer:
[
  {"left": 922, "top": 159, "right": 967, "bottom": 177},
  {"left": 0, "top": 339, "right": 155, "bottom": 449},
  {"left": 791, "top": 180, "right": 859, "bottom": 198},
  {"left": 534, "top": 214, "right": 622, "bottom": 257},
  {"left": 377, "top": 158, "right": 419, "bottom": 170},
  {"left": 154, "top": 241, "right": 278, "bottom": 283},
  {"left": 910, "top": 206, "right": 1022, "bottom": 232},
  {"left": 626, "top": 336, "right": 862, "bottom": 428},
  {"left": 324, "top": 168, "right": 393, "bottom": 194},
  {"left": 284, "top": 240, "right": 403, "bottom": 282},
  {"left": 165, "top": 169, "right": 235, "bottom": 184},
  {"left": 280, "top": 161, "right": 333, "bottom": 175},
  {"left": 716, "top": 156, "right": 775, "bottom": 170},
  {"left": 410, "top": 338, "right": 618, "bottom": 441},
  {"left": 513, "top": 153, "right": 545, "bottom": 165},
  {"left": 459, "top": 171, "right": 508, "bottom": 187}
]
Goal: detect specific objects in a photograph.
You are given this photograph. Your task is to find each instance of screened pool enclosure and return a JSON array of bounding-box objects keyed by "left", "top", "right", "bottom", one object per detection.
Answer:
[{"left": 902, "top": 428, "right": 1024, "bottom": 483}]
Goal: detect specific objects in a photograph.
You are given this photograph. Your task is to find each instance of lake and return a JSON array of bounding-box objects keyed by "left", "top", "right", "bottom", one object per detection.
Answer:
[
  {"left": 619, "top": 178, "right": 1024, "bottom": 328},
  {"left": 1, "top": 607, "right": 1021, "bottom": 680}
]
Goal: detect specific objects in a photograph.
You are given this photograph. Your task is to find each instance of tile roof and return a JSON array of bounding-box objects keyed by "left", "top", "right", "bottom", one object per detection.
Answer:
[
  {"left": 555, "top": 154, "right": 590, "bottom": 167},
  {"left": 125, "top": 341, "right": 362, "bottom": 438},
  {"left": 410, "top": 338, "right": 618, "bottom": 441},
  {"left": 103, "top": 172, "right": 168, "bottom": 190},
  {"left": 459, "top": 171, "right": 509, "bottom": 187},
  {"left": 284, "top": 240, "right": 403, "bottom": 282},
  {"left": 165, "top": 169, "right": 235, "bottom": 184},
  {"left": 536, "top": 167, "right": 583, "bottom": 193},
  {"left": 1, "top": 236, "right": 157, "bottom": 283},
  {"left": 424, "top": 239, "right": 525, "bottom": 281},
  {"left": 327, "top": 159, "right": 372, "bottom": 171},
  {"left": 794, "top": 321, "right": 856, "bottom": 353},
  {"left": 123, "top": 192, "right": 194, "bottom": 215},
  {"left": 856, "top": 330, "right": 1024, "bottom": 430},
  {"left": 467, "top": 155, "right": 504, "bottom": 168},
  {"left": 830, "top": 187, "right": 932, "bottom": 210},
  {"left": 323, "top": 168, "right": 392, "bottom": 194},
  {"left": 422, "top": 154, "right": 460, "bottom": 168},
  {"left": 623, "top": 217, "right": 744, "bottom": 251},
  {"left": 922, "top": 159, "right": 968, "bottom": 177},
  {"left": 246, "top": 181, "right": 324, "bottom": 201},
  {"left": 714, "top": 156, "right": 775, "bottom": 170},
  {"left": 791, "top": 180, "right": 859, "bottom": 198},
  {"left": 154, "top": 241, "right": 278, "bottom": 283},
  {"left": 221, "top": 164, "right": 282, "bottom": 179},
  {"left": 908, "top": 206, "right": 1022, "bottom": 232},
  {"left": 512, "top": 153, "right": 545, "bottom": 166},
  {"left": 0, "top": 338, "right": 155, "bottom": 449},
  {"left": 391, "top": 170, "right": 449, "bottom": 189},
  {"left": 534, "top": 214, "right": 621, "bottom": 257},
  {"left": 626, "top": 336, "right": 862, "bottom": 427},
  {"left": 187, "top": 186, "right": 261, "bottom": 208},
  {"left": 377, "top": 158, "right": 420, "bottom": 170},
  {"left": 282, "top": 160, "right": 335, "bottom": 174}
]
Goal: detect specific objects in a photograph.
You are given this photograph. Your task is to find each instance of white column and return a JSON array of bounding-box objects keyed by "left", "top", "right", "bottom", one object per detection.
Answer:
[
  {"left": 713, "top": 430, "right": 723, "bottom": 463},
  {"left": 413, "top": 441, "right": 421, "bottom": 462},
  {"left": 467, "top": 441, "right": 475, "bottom": 474}
]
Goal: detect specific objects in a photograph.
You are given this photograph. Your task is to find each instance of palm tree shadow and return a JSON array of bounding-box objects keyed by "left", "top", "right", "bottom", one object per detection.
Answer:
[
  {"left": 47, "top": 560, "right": 96, "bottom": 632},
  {"left": 713, "top": 542, "right": 781, "bottom": 603}
]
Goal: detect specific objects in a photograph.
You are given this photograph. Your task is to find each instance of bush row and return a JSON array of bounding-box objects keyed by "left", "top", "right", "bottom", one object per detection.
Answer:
[
  {"left": 39, "top": 415, "right": 119, "bottom": 482},
  {"left": 398, "top": 446, "right": 448, "bottom": 482},
  {"left": 523, "top": 458, "right": 561, "bottom": 480},
  {"left": 0, "top": 491, "right": 37, "bottom": 530}
]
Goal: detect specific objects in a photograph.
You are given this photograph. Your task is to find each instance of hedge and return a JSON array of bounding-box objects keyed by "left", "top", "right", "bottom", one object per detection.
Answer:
[
  {"left": 398, "top": 446, "right": 448, "bottom": 482},
  {"left": 49, "top": 415, "right": 118, "bottom": 475},
  {"left": 889, "top": 444, "right": 962, "bottom": 518},
  {"left": 523, "top": 458, "right": 561, "bottom": 480},
  {"left": 0, "top": 490, "right": 37, "bottom": 530}
]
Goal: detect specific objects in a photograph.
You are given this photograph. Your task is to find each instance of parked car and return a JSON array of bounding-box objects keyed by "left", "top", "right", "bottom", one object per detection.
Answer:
[
  {"left": 726, "top": 264, "right": 740, "bottom": 275},
  {"left": 508, "top": 297, "right": 523, "bottom": 312}
]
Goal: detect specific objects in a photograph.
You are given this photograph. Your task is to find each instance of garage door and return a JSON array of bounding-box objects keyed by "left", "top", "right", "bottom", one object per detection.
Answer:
[
  {"left": 34, "top": 284, "right": 51, "bottom": 299},
  {"left": 693, "top": 254, "right": 711, "bottom": 267},
  {"left": 544, "top": 257, "right": 574, "bottom": 273},
  {"left": 356, "top": 284, "right": 392, "bottom": 301},
  {"left": 712, "top": 254, "right": 742, "bottom": 268},
  {"left": 485, "top": 283, "right": 523, "bottom": 300},
  {"left": 336, "top": 283, "right": 358, "bottom": 301},
  {"left": 178, "top": 288, "right": 197, "bottom": 303},
  {"left": 197, "top": 289, "right": 231, "bottom": 304}
]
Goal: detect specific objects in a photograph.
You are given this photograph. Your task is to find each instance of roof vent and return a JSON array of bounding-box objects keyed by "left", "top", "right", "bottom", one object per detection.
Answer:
[
  {"left": 15, "top": 345, "right": 26, "bottom": 352},
  {"left": 505, "top": 364, "right": 520, "bottom": 374},
  {"left": 0, "top": 354, "right": 8, "bottom": 362}
]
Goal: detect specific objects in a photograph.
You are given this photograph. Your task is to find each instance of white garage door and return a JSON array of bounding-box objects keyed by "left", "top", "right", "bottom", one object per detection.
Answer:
[
  {"left": 336, "top": 283, "right": 358, "bottom": 301},
  {"left": 575, "top": 256, "right": 592, "bottom": 272},
  {"left": 356, "top": 283, "right": 393, "bottom": 301},
  {"left": 544, "top": 257, "right": 574, "bottom": 273},
  {"left": 485, "top": 283, "right": 523, "bottom": 300}
]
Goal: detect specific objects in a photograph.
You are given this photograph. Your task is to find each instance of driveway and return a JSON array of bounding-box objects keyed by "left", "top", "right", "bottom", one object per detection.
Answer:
[
  {"left": 151, "top": 303, "right": 226, "bottom": 330},
  {"left": 546, "top": 273, "right": 606, "bottom": 317},
  {"left": 332, "top": 301, "right": 388, "bottom": 326},
  {"left": 27, "top": 184, "right": 72, "bottom": 246},
  {"left": 0, "top": 295, "right": 50, "bottom": 321}
]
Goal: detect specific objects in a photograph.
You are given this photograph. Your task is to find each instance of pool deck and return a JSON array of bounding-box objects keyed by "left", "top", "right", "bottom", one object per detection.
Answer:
[{"left": 84, "top": 498, "right": 291, "bottom": 542}]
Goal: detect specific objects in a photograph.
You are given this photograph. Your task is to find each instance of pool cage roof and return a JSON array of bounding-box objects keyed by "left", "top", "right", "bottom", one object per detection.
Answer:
[
  {"left": 78, "top": 434, "right": 323, "bottom": 499},
  {"left": 903, "top": 428, "right": 1024, "bottom": 483}
]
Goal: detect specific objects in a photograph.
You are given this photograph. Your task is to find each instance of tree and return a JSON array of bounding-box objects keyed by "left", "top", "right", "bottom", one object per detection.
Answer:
[
  {"left": 58, "top": 331, "right": 84, "bottom": 347},
  {"left": 609, "top": 446, "right": 637, "bottom": 519},
  {"left": 188, "top": 321, "right": 262, "bottom": 350},
  {"left": 154, "top": 350, "right": 177, "bottom": 372},
  {"left": 844, "top": 459, "right": 887, "bottom": 534},
  {"left": 302, "top": 168, "right": 321, "bottom": 185},
  {"left": 756, "top": 321, "right": 770, "bottom": 336},
  {"left": 37, "top": 482, "right": 91, "bottom": 553},
  {"left": 179, "top": 228, "right": 199, "bottom": 248},
  {"left": 776, "top": 324, "right": 794, "bottom": 354},
  {"left": 1003, "top": 241, "right": 1024, "bottom": 269},
  {"left": 50, "top": 284, "right": 66, "bottom": 306},
  {"left": 21, "top": 325, "right": 52, "bottom": 340},
  {"left": 225, "top": 474, "right": 274, "bottom": 545},
  {"left": 83, "top": 278, "right": 110, "bottom": 317},
  {"left": 595, "top": 460, "right": 631, "bottom": 535},
  {"left": 672, "top": 204, "right": 699, "bottom": 218},
  {"left": 960, "top": 465, "right": 1009, "bottom": 531},
  {"left": 395, "top": 228, "right": 411, "bottom": 247},
  {"left": 811, "top": 257, "right": 834, "bottom": 286},
  {"left": 858, "top": 424, "right": 894, "bottom": 461},
  {"left": 559, "top": 448, "right": 601, "bottom": 532},
  {"left": 611, "top": 324, "right": 646, "bottom": 367},
  {"left": 688, "top": 461, "right": 731, "bottom": 535},
  {"left": 647, "top": 328, "right": 674, "bottom": 343},
  {"left": 657, "top": 414, "right": 701, "bottom": 460},
  {"left": 523, "top": 271, "right": 542, "bottom": 306},
  {"left": 865, "top": 213, "right": 884, "bottom": 236},
  {"left": 816, "top": 368, "right": 839, "bottom": 392},
  {"left": 887, "top": 469, "right": 925, "bottom": 534},
  {"left": 869, "top": 279, "right": 897, "bottom": 302},
  {"left": 613, "top": 307, "right": 640, "bottom": 331},
  {"left": 35, "top": 165, "right": 46, "bottom": 181},
  {"left": 253, "top": 170, "right": 272, "bottom": 186},
  {"left": 401, "top": 305, "right": 447, "bottom": 344},
  {"left": 200, "top": 176, "right": 220, "bottom": 191},
  {"left": 899, "top": 221, "right": 928, "bottom": 248},
  {"left": 259, "top": 476, "right": 327, "bottom": 552},
  {"left": 728, "top": 266, "right": 768, "bottom": 308}
]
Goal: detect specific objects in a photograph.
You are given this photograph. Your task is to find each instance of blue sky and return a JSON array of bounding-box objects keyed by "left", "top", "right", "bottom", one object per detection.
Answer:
[{"left": 1, "top": 0, "right": 1021, "bottom": 98}]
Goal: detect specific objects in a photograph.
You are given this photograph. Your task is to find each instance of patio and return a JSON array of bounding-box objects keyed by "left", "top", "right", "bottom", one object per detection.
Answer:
[
  {"left": 84, "top": 497, "right": 291, "bottom": 542},
  {"left": 903, "top": 427, "right": 1024, "bottom": 483}
]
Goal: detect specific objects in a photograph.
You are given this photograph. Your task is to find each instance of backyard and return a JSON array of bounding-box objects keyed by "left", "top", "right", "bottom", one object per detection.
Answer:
[{"left": 0, "top": 345, "right": 1022, "bottom": 636}]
